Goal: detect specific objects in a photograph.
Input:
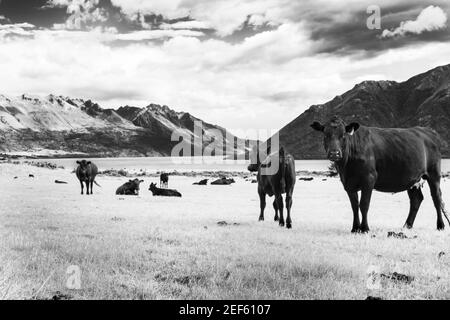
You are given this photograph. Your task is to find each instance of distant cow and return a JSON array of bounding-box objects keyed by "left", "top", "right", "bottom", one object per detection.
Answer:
[
  {"left": 211, "top": 177, "right": 235, "bottom": 185},
  {"left": 193, "top": 179, "right": 208, "bottom": 185},
  {"left": 116, "top": 179, "right": 144, "bottom": 195},
  {"left": 149, "top": 182, "right": 182, "bottom": 197},
  {"left": 248, "top": 147, "right": 296, "bottom": 229},
  {"left": 160, "top": 173, "right": 169, "bottom": 188},
  {"left": 311, "top": 116, "right": 450, "bottom": 233},
  {"left": 75, "top": 160, "right": 99, "bottom": 195}
]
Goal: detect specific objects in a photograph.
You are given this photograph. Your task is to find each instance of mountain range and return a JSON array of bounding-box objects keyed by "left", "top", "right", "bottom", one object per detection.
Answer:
[
  {"left": 0, "top": 94, "right": 251, "bottom": 157},
  {"left": 1, "top": 64, "right": 450, "bottom": 159},
  {"left": 277, "top": 64, "right": 450, "bottom": 159}
]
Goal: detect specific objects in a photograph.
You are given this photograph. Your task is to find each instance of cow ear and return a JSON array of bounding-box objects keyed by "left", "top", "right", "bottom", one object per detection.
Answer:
[
  {"left": 345, "top": 123, "right": 360, "bottom": 135},
  {"left": 140, "top": 180, "right": 144, "bottom": 182},
  {"left": 311, "top": 121, "right": 324, "bottom": 132},
  {"left": 76, "top": 161, "right": 80, "bottom": 164},
  {"left": 87, "top": 161, "right": 91, "bottom": 164}
]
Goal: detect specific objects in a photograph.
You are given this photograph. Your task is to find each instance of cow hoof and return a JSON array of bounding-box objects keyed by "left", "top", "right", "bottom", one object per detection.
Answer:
[
  {"left": 279, "top": 221, "right": 285, "bottom": 227},
  {"left": 403, "top": 223, "right": 413, "bottom": 229},
  {"left": 286, "top": 222, "right": 292, "bottom": 229},
  {"left": 351, "top": 228, "right": 360, "bottom": 233},
  {"left": 359, "top": 228, "right": 370, "bottom": 234},
  {"left": 274, "top": 216, "right": 279, "bottom": 222},
  {"left": 258, "top": 216, "right": 264, "bottom": 221},
  {"left": 437, "top": 223, "right": 445, "bottom": 231}
]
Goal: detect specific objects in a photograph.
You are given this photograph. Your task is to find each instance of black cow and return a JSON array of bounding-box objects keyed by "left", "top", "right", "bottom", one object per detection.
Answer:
[
  {"left": 160, "top": 173, "right": 169, "bottom": 188},
  {"left": 248, "top": 147, "right": 296, "bottom": 229},
  {"left": 116, "top": 179, "right": 144, "bottom": 195},
  {"left": 75, "top": 160, "right": 99, "bottom": 195},
  {"left": 311, "top": 116, "right": 450, "bottom": 233},
  {"left": 210, "top": 177, "right": 235, "bottom": 185},
  {"left": 149, "top": 183, "right": 182, "bottom": 197},
  {"left": 193, "top": 179, "right": 208, "bottom": 185}
]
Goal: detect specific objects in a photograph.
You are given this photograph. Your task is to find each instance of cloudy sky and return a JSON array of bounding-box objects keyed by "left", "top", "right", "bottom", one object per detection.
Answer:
[{"left": 0, "top": 0, "right": 449, "bottom": 132}]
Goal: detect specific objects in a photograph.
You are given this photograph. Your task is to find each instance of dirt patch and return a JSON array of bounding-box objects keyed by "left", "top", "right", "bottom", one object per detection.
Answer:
[
  {"left": 217, "top": 221, "right": 241, "bottom": 226},
  {"left": 387, "top": 231, "right": 417, "bottom": 239},
  {"left": 381, "top": 272, "right": 414, "bottom": 284}
]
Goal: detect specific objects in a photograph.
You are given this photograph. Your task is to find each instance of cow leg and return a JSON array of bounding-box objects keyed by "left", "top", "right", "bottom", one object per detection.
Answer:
[
  {"left": 276, "top": 194, "right": 284, "bottom": 227},
  {"left": 90, "top": 180, "right": 94, "bottom": 195},
  {"left": 273, "top": 200, "right": 279, "bottom": 222},
  {"left": 403, "top": 187, "right": 423, "bottom": 229},
  {"left": 80, "top": 181, "right": 84, "bottom": 195},
  {"left": 347, "top": 191, "right": 360, "bottom": 233},
  {"left": 85, "top": 181, "right": 90, "bottom": 195},
  {"left": 258, "top": 191, "right": 266, "bottom": 221},
  {"left": 427, "top": 177, "right": 445, "bottom": 230},
  {"left": 285, "top": 194, "right": 293, "bottom": 229},
  {"left": 359, "top": 186, "right": 374, "bottom": 233}
]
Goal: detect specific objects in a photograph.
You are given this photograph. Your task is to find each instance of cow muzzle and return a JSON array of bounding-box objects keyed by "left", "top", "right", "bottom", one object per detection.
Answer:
[{"left": 327, "top": 150, "right": 342, "bottom": 161}]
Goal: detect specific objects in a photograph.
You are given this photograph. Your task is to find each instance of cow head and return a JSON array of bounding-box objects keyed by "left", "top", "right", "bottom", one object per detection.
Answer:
[
  {"left": 130, "top": 179, "right": 144, "bottom": 192},
  {"left": 149, "top": 182, "right": 157, "bottom": 190},
  {"left": 76, "top": 160, "right": 92, "bottom": 179},
  {"left": 310, "top": 116, "right": 360, "bottom": 162}
]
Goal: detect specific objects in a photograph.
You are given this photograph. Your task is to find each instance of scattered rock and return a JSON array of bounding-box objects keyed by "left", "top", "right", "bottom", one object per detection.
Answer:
[
  {"left": 366, "top": 296, "right": 382, "bottom": 300},
  {"left": 387, "top": 231, "right": 417, "bottom": 239},
  {"left": 29, "top": 174, "right": 35, "bottom": 178},
  {"left": 217, "top": 221, "right": 240, "bottom": 226},
  {"left": 54, "top": 180, "right": 68, "bottom": 184},
  {"left": 380, "top": 272, "right": 414, "bottom": 284},
  {"left": 111, "top": 217, "right": 125, "bottom": 222},
  {"left": 222, "top": 271, "right": 231, "bottom": 280},
  {"left": 52, "top": 291, "right": 73, "bottom": 300},
  {"left": 299, "top": 177, "right": 314, "bottom": 181},
  {"left": 438, "top": 251, "right": 446, "bottom": 259},
  {"left": 13, "top": 176, "right": 18, "bottom": 179},
  {"left": 174, "top": 275, "right": 205, "bottom": 286}
]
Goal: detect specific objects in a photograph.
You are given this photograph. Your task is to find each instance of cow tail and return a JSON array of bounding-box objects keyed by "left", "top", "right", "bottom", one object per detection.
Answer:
[
  {"left": 94, "top": 180, "right": 102, "bottom": 187},
  {"left": 279, "top": 147, "right": 286, "bottom": 192}
]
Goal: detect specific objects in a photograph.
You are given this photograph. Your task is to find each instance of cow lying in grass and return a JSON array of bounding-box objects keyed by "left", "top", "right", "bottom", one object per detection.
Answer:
[
  {"left": 149, "top": 183, "right": 182, "bottom": 197},
  {"left": 193, "top": 179, "right": 208, "bottom": 185},
  {"left": 211, "top": 177, "right": 235, "bottom": 185},
  {"left": 116, "top": 179, "right": 144, "bottom": 195}
]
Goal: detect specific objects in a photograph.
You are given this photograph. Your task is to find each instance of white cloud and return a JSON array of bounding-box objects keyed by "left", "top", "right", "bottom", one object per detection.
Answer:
[
  {"left": 48, "top": 0, "right": 108, "bottom": 30},
  {"left": 382, "top": 5, "right": 448, "bottom": 38},
  {"left": 2, "top": 19, "right": 450, "bottom": 132}
]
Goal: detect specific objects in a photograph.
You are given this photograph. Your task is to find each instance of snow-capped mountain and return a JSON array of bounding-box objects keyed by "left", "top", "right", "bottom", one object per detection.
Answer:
[{"left": 0, "top": 94, "right": 251, "bottom": 157}]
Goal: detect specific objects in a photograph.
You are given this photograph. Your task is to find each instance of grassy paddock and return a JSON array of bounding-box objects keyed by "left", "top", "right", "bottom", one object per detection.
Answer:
[{"left": 1, "top": 163, "right": 450, "bottom": 299}]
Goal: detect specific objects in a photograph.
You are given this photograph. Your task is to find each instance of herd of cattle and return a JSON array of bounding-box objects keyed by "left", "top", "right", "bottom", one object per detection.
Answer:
[{"left": 75, "top": 116, "right": 450, "bottom": 233}]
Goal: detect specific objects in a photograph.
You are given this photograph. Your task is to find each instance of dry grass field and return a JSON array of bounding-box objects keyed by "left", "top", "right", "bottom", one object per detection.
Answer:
[{"left": 1, "top": 163, "right": 450, "bottom": 300}]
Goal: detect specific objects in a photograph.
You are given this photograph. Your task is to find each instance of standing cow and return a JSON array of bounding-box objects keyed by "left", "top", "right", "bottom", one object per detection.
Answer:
[
  {"left": 311, "top": 116, "right": 450, "bottom": 233},
  {"left": 76, "top": 160, "right": 99, "bottom": 195},
  {"left": 160, "top": 173, "right": 169, "bottom": 188},
  {"left": 248, "top": 147, "right": 296, "bottom": 229}
]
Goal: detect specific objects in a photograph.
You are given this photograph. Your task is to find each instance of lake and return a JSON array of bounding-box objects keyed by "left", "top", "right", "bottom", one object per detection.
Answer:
[{"left": 42, "top": 157, "right": 450, "bottom": 173}]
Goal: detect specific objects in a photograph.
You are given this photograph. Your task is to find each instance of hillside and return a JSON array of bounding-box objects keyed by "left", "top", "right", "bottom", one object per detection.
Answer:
[
  {"left": 277, "top": 64, "right": 450, "bottom": 159},
  {"left": 0, "top": 94, "right": 251, "bottom": 157}
]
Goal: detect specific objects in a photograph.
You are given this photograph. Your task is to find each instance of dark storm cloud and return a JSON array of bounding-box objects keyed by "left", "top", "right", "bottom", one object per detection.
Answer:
[
  {"left": 0, "top": 0, "right": 67, "bottom": 28},
  {"left": 305, "top": 1, "right": 450, "bottom": 56}
]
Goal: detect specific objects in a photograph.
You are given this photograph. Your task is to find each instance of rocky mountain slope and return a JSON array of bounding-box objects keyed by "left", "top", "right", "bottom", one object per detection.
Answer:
[
  {"left": 0, "top": 94, "right": 251, "bottom": 157},
  {"left": 277, "top": 64, "right": 450, "bottom": 159}
]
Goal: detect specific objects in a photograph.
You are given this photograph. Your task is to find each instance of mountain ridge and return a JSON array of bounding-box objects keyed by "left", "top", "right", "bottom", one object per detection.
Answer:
[
  {"left": 277, "top": 64, "right": 450, "bottom": 159},
  {"left": 0, "top": 94, "right": 251, "bottom": 157}
]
